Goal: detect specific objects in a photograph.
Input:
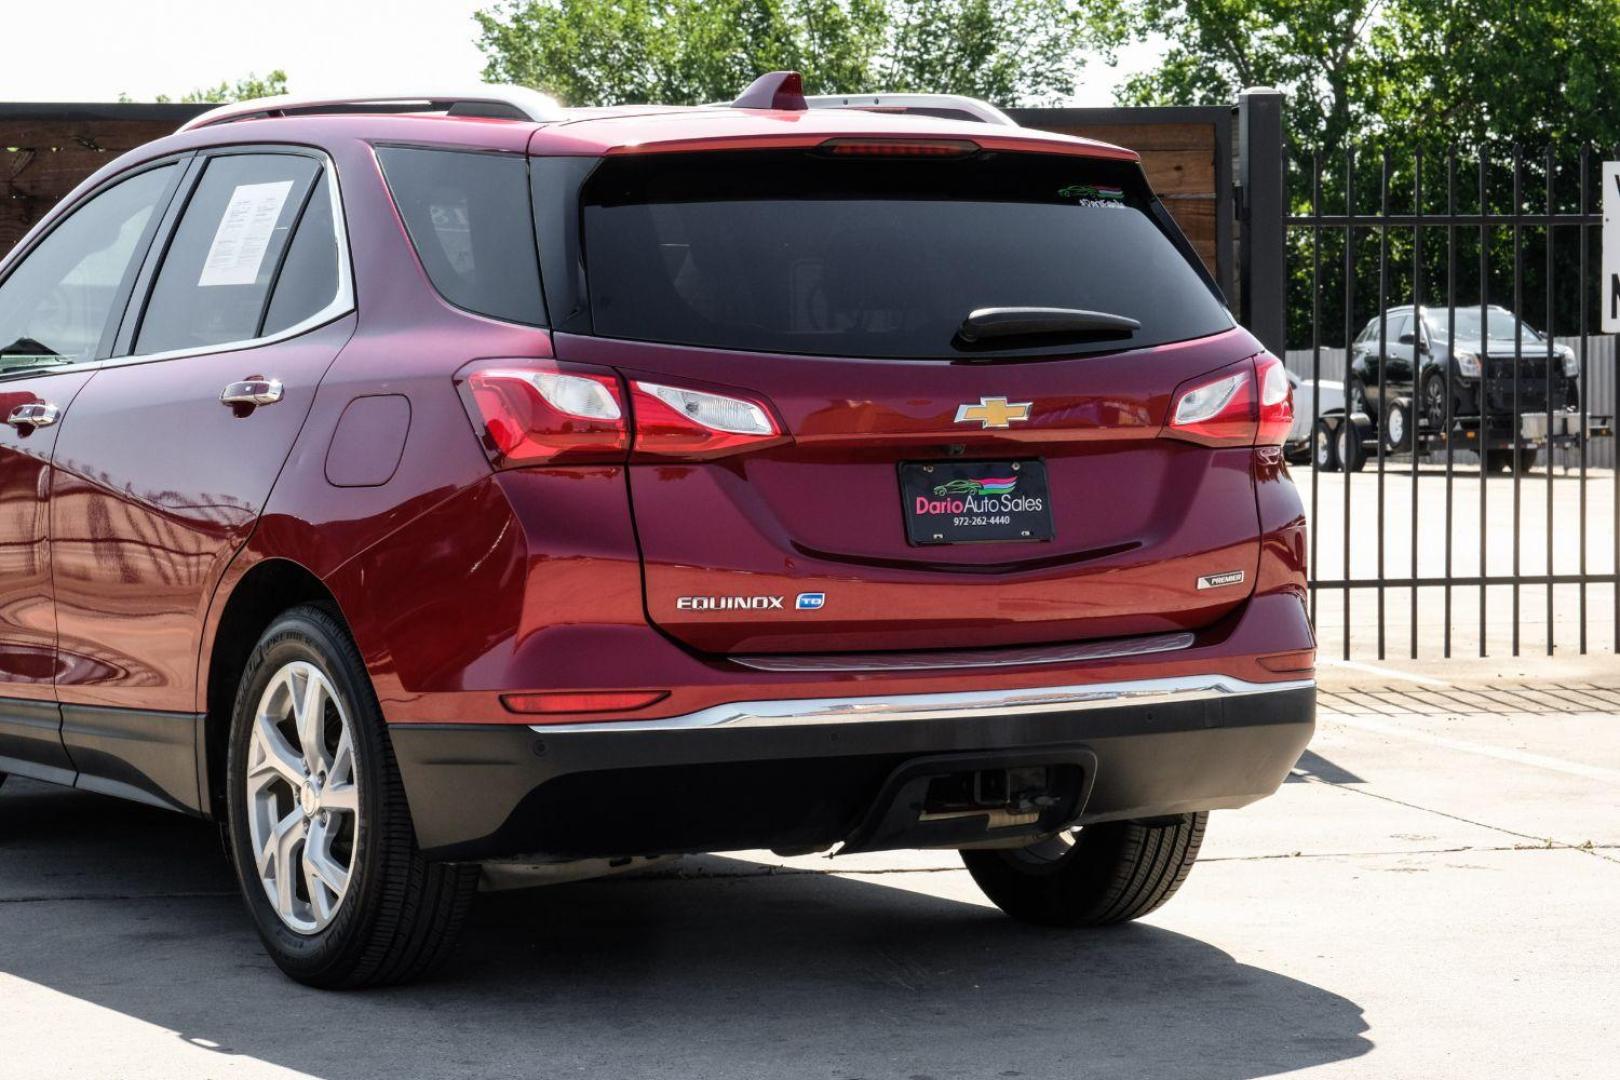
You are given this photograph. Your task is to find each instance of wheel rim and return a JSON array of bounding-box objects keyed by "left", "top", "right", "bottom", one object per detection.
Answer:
[
  {"left": 1387, "top": 407, "right": 1405, "bottom": 447},
  {"left": 1338, "top": 425, "right": 1351, "bottom": 462},
  {"left": 1425, "top": 379, "right": 1445, "bottom": 423},
  {"left": 246, "top": 660, "right": 360, "bottom": 935},
  {"left": 1314, "top": 428, "right": 1331, "bottom": 466}
]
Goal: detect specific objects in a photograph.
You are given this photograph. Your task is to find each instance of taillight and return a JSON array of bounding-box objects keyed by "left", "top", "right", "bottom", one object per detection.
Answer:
[
  {"left": 457, "top": 361, "right": 786, "bottom": 466},
  {"left": 1162, "top": 353, "right": 1292, "bottom": 448},
  {"left": 1254, "top": 353, "right": 1294, "bottom": 447},
  {"left": 1164, "top": 361, "right": 1255, "bottom": 446},
  {"left": 629, "top": 380, "right": 784, "bottom": 460},
  {"left": 458, "top": 361, "right": 628, "bottom": 467}
]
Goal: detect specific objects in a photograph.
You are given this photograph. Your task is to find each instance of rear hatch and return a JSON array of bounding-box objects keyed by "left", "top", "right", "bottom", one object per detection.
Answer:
[{"left": 549, "top": 144, "right": 1269, "bottom": 655}]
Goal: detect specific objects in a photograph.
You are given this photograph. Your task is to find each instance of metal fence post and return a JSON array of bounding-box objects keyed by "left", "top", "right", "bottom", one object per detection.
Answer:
[{"left": 1237, "top": 87, "right": 1286, "bottom": 356}]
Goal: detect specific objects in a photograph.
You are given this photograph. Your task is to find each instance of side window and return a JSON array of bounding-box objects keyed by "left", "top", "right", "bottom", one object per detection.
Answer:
[
  {"left": 261, "top": 179, "right": 342, "bottom": 336},
  {"left": 376, "top": 146, "right": 544, "bottom": 326},
  {"left": 0, "top": 164, "right": 175, "bottom": 373},
  {"left": 135, "top": 153, "right": 320, "bottom": 355}
]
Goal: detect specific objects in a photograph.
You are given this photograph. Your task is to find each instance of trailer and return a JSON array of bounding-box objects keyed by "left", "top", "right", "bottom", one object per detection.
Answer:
[{"left": 1309, "top": 393, "right": 1614, "bottom": 473}]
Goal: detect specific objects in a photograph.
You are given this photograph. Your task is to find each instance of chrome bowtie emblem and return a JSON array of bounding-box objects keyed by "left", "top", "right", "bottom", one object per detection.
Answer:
[{"left": 955, "top": 396, "right": 1032, "bottom": 429}]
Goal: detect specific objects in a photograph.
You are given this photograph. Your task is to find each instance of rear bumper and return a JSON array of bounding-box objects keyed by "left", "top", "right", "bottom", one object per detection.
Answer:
[{"left": 392, "top": 674, "right": 1314, "bottom": 860}]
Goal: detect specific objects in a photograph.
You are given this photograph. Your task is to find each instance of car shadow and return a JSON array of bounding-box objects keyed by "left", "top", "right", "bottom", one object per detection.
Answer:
[{"left": 1, "top": 778, "right": 1371, "bottom": 1079}]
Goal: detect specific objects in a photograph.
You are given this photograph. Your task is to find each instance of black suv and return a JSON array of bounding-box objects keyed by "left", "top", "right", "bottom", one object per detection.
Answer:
[{"left": 1348, "top": 305, "right": 1579, "bottom": 468}]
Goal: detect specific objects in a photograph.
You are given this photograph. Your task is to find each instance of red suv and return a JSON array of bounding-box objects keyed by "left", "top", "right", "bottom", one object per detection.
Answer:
[{"left": 0, "top": 77, "right": 1313, "bottom": 988}]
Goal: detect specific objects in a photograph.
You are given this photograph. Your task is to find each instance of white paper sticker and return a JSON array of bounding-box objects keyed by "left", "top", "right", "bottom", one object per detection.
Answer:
[{"left": 197, "top": 180, "right": 294, "bottom": 287}]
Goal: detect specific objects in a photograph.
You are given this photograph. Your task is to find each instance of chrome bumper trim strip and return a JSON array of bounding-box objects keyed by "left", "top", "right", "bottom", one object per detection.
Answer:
[
  {"left": 729, "top": 631, "right": 1196, "bottom": 673},
  {"left": 531, "top": 675, "right": 1315, "bottom": 734}
]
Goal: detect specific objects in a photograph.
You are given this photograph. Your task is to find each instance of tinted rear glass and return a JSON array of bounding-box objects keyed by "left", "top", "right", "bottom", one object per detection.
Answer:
[
  {"left": 580, "top": 151, "right": 1230, "bottom": 359},
  {"left": 377, "top": 146, "right": 545, "bottom": 326}
]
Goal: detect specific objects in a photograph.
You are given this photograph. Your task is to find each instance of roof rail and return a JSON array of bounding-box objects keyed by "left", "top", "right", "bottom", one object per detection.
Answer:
[
  {"left": 176, "top": 86, "right": 566, "bottom": 132},
  {"left": 805, "top": 94, "right": 1018, "bottom": 127}
]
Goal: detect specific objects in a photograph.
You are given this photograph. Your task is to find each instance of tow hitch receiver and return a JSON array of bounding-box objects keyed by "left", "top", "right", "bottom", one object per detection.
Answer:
[{"left": 838, "top": 748, "right": 1097, "bottom": 855}]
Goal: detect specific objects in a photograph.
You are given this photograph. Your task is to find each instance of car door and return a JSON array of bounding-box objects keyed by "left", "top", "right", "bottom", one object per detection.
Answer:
[
  {"left": 1362, "top": 312, "right": 1408, "bottom": 418},
  {"left": 48, "top": 146, "right": 354, "bottom": 811},
  {"left": 0, "top": 160, "right": 182, "bottom": 785}
]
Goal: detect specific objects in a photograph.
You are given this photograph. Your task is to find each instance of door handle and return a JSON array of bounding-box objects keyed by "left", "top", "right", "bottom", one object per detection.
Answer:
[
  {"left": 220, "top": 377, "right": 283, "bottom": 408},
  {"left": 5, "top": 402, "right": 59, "bottom": 429}
]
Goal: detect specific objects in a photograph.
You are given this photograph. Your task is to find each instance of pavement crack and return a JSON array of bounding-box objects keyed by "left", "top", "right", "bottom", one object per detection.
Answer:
[{"left": 1299, "top": 776, "right": 1620, "bottom": 865}]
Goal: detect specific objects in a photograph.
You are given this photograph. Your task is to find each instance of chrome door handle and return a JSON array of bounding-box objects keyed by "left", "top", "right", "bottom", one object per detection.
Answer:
[
  {"left": 220, "top": 377, "right": 283, "bottom": 407},
  {"left": 6, "top": 402, "right": 59, "bottom": 428}
]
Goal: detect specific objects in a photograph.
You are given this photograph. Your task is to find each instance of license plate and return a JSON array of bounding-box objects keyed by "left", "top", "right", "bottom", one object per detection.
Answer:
[{"left": 900, "top": 461, "right": 1054, "bottom": 545}]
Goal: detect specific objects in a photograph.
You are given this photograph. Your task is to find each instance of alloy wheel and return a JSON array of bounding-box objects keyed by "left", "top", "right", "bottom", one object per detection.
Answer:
[{"left": 245, "top": 660, "right": 360, "bottom": 934}]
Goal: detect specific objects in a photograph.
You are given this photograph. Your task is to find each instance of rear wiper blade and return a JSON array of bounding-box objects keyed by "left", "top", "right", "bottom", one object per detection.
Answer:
[{"left": 956, "top": 307, "right": 1141, "bottom": 347}]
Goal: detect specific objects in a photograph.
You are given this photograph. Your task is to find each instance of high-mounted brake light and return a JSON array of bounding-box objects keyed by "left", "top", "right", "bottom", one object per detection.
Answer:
[
  {"left": 1163, "top": 353, "right": 1292, "bottom": 448},
  {"left": 819, "top": 138, "right": 979, "bottom": 158},
  {"left": 629, "top": 380, "right": 784, "bottom": 459},
  {"left": 458, "top": 361, "right": 629, "bottom": 467}
]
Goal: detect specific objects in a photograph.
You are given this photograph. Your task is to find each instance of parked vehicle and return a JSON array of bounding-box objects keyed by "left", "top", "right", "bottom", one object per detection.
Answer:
[
  {"left": 1282, "top": 371, "right": 1346, "bottom": 469},
  {"left": 0, "top": 75, "right": 1314, "bottom": 988},
  {"left": 1346, "top": 304, "right": 1584, "bottom": 471}
]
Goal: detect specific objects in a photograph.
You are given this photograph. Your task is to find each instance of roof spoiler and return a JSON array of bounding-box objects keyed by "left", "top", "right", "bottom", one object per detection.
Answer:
[
  {"left": 176, "top": 87, "right": 566, "bottom": 132},
  {"left": 730, "top": 72, "right": 1017, "bottom": 127}
]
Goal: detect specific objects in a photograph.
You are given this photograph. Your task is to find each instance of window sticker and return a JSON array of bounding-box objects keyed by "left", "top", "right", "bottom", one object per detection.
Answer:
[{"left": 198, "top": 180, "right": 294, "bottom": 287}]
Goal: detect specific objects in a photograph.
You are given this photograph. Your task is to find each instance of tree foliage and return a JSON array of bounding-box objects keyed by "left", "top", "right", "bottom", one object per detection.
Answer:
[
  {"left": 1115, "top": 0, "right": 1620, "bottom": 153},
  {"left": 475, "top": 0, "right": 1102, "bottom": 106}
]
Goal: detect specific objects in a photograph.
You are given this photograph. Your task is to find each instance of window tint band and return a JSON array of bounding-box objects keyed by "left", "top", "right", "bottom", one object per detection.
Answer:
[{"left": 253, "top": 166, "right": 324, "bottom": 339}]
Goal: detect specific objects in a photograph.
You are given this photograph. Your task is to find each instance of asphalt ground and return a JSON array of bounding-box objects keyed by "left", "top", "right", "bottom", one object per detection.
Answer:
[{"left": 2, "top": 658, "right": 1616, "bottom": 1079}]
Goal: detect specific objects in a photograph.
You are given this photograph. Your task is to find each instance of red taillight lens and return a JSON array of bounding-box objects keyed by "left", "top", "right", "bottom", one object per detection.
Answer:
[
  {"left": 1163, "top": 354, "right": 1292, "bottom": 449},
  {"left": 502, "top": 690, "right": 669, "bottom": 717},
  {"left": 458, "top": 361, "right": 629, "bottom": 467},
  {"left": 1254, "top": 352, "right": 1294, "bottom": 447},
  {"left": 1163, "top": 361, "right": 1256, "bottom": 446},
  {"left": 629, "top": 380, "right": 784, "bottom": 460}
]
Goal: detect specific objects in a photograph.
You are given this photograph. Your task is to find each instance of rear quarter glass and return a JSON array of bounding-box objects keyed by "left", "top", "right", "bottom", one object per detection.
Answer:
[{"left": 573, "top": 150, "right": 1230, "bottom": 360}]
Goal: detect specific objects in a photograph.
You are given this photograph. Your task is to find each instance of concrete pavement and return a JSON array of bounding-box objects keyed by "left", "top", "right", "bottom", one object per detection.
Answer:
[{"left": 1, "top": 670, "right": 1616, "bottom": 1079}]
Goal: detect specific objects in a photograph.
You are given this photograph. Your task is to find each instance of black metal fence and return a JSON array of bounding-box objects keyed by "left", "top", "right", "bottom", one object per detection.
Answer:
[{"left": 1286, "top": 145, "right": 1619, "bottom": 659}]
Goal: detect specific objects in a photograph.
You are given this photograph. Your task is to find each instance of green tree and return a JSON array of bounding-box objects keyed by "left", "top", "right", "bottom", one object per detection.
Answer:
[
  {"left": 121, "top": 70, "right": 290, "bottom": 105},
  {"left": 475, "top": 0, "right": 1103, "bottom": 106},
  {"left": 1114, "top": 0, "right": 1620, "bottom": 153}
]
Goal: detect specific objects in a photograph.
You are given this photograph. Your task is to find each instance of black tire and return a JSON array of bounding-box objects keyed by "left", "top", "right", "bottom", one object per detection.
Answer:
[
  {"left": 1336, "top": 418, "right": 1368, "bottom": 472},
  {"left": 1484, "top": 446, "right": 1538, "bottom": 473},
  {"left": 1421, "top": 370, "right": 1450, "bottom": 429},
  {"left": 1311, "top": 419, "right": 1340, "bottom": 471},
  {"left": 225, "top": 604, "right": 478, "bottom": 989},
  {"left": 961, "top": 813, "right": 1207, "bottom": 927},
  {"left": 1382, "top": 399, "right": 1414, "bottom": 453}
]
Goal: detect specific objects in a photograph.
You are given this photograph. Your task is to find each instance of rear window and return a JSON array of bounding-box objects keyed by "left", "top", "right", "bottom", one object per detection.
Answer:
[
  {"left": 377, "top": 146, "right": 545, "bottom": 326},
  {"left": 579, "top": 151, "right": 1231, "bottom": 359}
]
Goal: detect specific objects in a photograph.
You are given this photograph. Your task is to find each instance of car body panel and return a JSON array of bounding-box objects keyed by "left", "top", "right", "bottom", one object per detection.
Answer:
[{"left": 0, "top": 104, "right": 1312, "bottom": 863}]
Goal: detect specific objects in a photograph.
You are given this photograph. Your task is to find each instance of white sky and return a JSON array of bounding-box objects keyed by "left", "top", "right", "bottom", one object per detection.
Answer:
[{"left": 1, "top": 1, "right": 1158, "bottom": 108}]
